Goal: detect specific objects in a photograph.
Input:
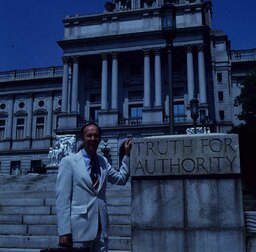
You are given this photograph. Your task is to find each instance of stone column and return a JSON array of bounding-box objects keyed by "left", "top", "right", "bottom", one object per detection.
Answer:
[
  {"left": 61, "top": 57, "right": 69, "bottom": 113},
  {"left": 101, "top": 54, "right": 108, "bottom": 110},
  {"left": 143, "top": 49, "right": 151, "bottom": 108},
  {"left": 111, "top": 52, "right": 118, "bottom": 110},
  {"left": 198, "top": 44, "right": 207, "bottom": 103},
  {"left": 25, "top": 94, "right": 33, "bottom": 138},
  {"left": 71, "top": 56, "right": 79, "bottom": 113},
  {"left": 46, "top": 92, "right": 53, "bottom": 137},
  {"left": 154, "top": 49, "right": 162, "bottom": 107},
  {"left": 186, "top": 45, "right": 195, "bottom": 101},
  {"left": 167, "top": 44, "right": 174, "bottom": 134},
  {"left": 6, "top": 95, "right": 14, "bottom": 139}
]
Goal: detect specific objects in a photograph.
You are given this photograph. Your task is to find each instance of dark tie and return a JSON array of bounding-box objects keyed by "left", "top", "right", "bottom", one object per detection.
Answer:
[{"left": 90, "top": 156, "right": 100, "bottom": 190}]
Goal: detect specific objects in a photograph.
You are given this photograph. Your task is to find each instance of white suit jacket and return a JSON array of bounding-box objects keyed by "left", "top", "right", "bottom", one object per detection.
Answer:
[{"left": 55, "top": 150, "right": 130, "bottom": 242}]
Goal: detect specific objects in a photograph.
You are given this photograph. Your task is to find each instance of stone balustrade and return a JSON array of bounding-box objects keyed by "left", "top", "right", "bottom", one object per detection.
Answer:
[
  {"left": 231, "top": 49, "right": 256, "bottom": 62},
  {"left": 0, "top": 66, "right": 63, "bottom": 82}
]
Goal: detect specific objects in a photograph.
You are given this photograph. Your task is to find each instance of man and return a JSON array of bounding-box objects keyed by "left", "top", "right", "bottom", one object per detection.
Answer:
[{"left": 55, "top": 123, "right": 132, "bottom": 251}]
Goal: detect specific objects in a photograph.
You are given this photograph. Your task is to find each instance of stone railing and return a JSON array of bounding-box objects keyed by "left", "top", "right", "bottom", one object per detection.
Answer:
[
  {"left": 163, "top": 114, "right": 187, "bottom": 123},
  {"left": 119, "top": 117, "right": 143, "bottom": 126},
  {"left": 173, "top": 0, "right": 205, "bottom": 4},
  {"left": 0, "top": 66, "right": 63, "bottom": 82},
  {"left": 118, "top": 114, "right": 187, "bottom": 126},
  {"left": 230, "top": 49, "right": 256, "bottom": 62}
]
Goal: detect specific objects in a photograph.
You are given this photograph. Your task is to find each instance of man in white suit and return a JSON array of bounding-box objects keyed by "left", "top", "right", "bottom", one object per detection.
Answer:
[{"left": 56, "top": 123, "right": 132, "bottom": 251}]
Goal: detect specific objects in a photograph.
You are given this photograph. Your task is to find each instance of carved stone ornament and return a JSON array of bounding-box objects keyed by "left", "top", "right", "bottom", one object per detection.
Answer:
[{"left": 47, "top": 135, "right": 76, "bottom": 167}]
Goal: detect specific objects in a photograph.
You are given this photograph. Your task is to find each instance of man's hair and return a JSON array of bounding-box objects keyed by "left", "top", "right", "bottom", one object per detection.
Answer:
[{"left": 80, "top": 122, "right": 102, "bottom": 139}]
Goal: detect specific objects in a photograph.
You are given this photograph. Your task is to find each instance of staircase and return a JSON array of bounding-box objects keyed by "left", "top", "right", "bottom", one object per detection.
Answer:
[{"left": 0, "top": 174, "right": 131, "bottom": 252}]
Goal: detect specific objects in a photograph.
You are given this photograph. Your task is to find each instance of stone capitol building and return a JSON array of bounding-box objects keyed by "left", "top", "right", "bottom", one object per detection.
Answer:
[
  {"left": 1, "top": 0, "right": 255, "bottom": 174},
  {"left": 0, "top": 0, "right": 256, "bottom": 251}
]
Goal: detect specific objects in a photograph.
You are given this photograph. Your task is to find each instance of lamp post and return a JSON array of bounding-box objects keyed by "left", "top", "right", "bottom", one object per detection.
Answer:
[
  {"left": 190, "top": 97, "right": 199, "bottom": 134},
  {"left": 200, "top": 109, "right": 206, "bottom": 133},
  {"left": 205, "top": 115, "right": 210, "bottom": 133},
  {"left": 162, "top": 3, "right": 176, "bottom": 134}
]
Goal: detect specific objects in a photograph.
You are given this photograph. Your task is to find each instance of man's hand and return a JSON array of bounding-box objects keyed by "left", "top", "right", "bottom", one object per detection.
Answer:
[
  {"left": 124, "top": 138, "right": 133, "bottom": 156},
  {"left": 59, "top": 234, "right": 72, "bottom": 248}
]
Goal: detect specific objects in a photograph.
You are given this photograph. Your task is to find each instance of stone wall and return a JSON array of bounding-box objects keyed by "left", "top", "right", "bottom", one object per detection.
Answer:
[{"left": 131, "top": 134, "right": 245, "bottom": 252}]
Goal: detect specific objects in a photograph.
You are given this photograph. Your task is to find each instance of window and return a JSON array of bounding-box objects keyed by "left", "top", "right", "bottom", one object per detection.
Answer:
[
  {"left": 90, "top": 106, "right": 100, "bottom": 122},
  {"left": 217, "top": 73, "right": 222, "bottom": 83},
  {"left": 219, "top": 110, "right": 225, "bottom": 120},
  {"left": 16, "top": 118, "right": 25, "bottom": 140},
  {"left": 129, "top": 105, "right": 143, "bottom": 118},
  {"left": 128, "top": 90, "right": 143, "bottom": 101},
  {"left": 90, "top": 93, "right": 101, "bottom": 104},
  {"left": 129, "top": 63, "right": 142, "bottom": 76},
  {"left": 35, "top": 117, "right": 45, "bottom": 139},
  {"left": 0, "top": 119, "right": 5, "bottom": 140},
  {"left": 19, "top": 101, "right": 25, "bottom": 109},
  {"left": 0, "top": 103, "right": 6, "bottom": 110},
  {"left": 31, "top": 160, "right": 42, "bottom": 173},
  {"left": 10, "top": 161, "right": 21, "bottom": 175},
  {"left": 218, "top": 91, "right": 224, "bottom": 102},
  {"left": 38, "top": 100, "right": 45, "bottom": 107},
  {"left": 89, "top": 93, "right": 101, "bottom": 122},
  {"left": 91, "top": 67, "right": 101, "bottom": 79},
  {"left": 174, "top": 102, "right": 186, "bottom": 122}
]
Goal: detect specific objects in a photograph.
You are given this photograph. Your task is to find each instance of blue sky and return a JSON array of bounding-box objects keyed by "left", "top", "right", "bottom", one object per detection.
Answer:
[{"left": 0, "top": 0, "right": 255, "bottom": 71}]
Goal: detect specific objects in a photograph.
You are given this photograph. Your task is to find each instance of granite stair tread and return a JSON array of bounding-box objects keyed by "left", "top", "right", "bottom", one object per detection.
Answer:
[{"left": 0, "top": 174, "right": 131, "bottom": 252}]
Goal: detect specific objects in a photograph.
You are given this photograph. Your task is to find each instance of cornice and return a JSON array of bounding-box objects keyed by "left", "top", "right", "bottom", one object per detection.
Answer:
[{"left": 58, "top": 30, "right": 164, "bottom": 49}]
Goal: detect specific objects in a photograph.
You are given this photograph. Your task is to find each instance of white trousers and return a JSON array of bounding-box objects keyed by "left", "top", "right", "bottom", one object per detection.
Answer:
[{"left": 73, "top": 229, "right": 108, "bottom": 252}]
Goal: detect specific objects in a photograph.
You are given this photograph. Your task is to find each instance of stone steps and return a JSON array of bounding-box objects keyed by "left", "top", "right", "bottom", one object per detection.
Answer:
[
  {"left": 0, "top": 235, "right": 131, "bottom": 250},
  {"left": 0, "top": 249, "right": 41, "bottom": 252},
  {"left": 0, "top": 174, "right": 131, "bottom": 251},
  {"left": 0, "top": 249, "right": 129, "bottom": 252},
  {"left": 0, "top": 223, "right": 131, "bottom": 236}
]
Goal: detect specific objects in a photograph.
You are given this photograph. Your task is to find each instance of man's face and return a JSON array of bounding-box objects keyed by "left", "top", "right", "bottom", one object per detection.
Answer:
[{"left": 83, "top": 124, "right": 101, "bottom": 155}]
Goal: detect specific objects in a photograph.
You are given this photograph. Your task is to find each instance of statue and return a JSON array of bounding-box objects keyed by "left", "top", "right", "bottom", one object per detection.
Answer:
[
  {"left": 186, "top": 127, "right": 210, "bottom": 134},
  {"left": 47, "top": 135, "right": 76, "bottom": 167},
  {"left": 113, "top": 0, "right": 131, "bottom": 11}
]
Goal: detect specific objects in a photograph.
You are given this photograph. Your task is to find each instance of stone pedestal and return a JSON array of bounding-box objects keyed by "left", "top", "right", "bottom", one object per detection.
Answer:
[
  {"left": 130, "top": 134, "right": 245, "bottom": 252},
  {"left": 142, "top": 107, "right": 163, "bottom": 124},
  {"left": 57, "top": 113, "right": 78, "bottom": 130},
  {"left": 98, "top": 110, "right": 119, "bottom": 127}
]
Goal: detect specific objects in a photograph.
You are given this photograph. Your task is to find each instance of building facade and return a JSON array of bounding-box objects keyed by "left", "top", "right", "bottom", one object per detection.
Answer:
[
  {"left": 0, "top": 0, "right": 256, "bottom": 174},
  {"left": 0, "top": 67, "right": 63, "bottom": 174}
]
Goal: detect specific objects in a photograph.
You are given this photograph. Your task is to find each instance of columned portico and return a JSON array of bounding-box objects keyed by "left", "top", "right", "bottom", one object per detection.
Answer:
[
  {"left": 71, "top": 57, "right": 79, "bottom": 113},
  {"left": 154, "top": 48, "right": 162, "bottom": 107},
  {"left": 58, "top": 56, "right": 79, "bottom": 130},
  {"left": 101, "top": 53, "right": 108, "bottom": 111},
  {"left": 111, "top": 52, "right": 118, "bottom": 111},
  {"left": 186, "top": 45, "right": 195, "bottom": 102},
  {"left": 142, "top": 48, "right": 164, "bottom": 124},
  {"left": 61, "top": 57, "right": 69, "bottom": 114},
  {"left": 99, "top": 52, "right": 120, "bottom": 127},
  {"left": 197, "top": 44, "right": 207, "bottom": 104},
  {"left": 98, "top": 53, "right": 120, "bottom": 127},
  {"left": 143, "top": 49, "right": 151, "bottom": 108}
]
